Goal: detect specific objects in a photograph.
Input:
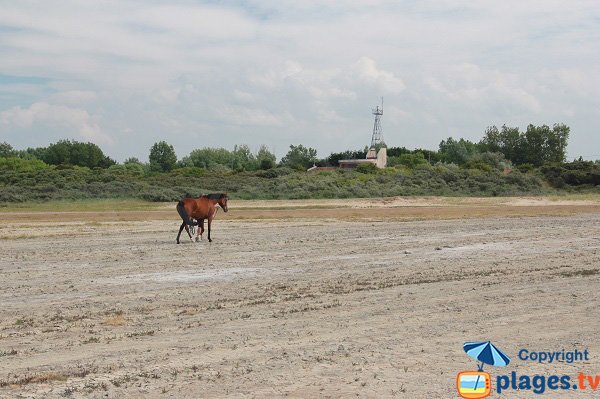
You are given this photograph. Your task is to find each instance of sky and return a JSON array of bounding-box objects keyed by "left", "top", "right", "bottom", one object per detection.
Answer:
[{"left": 1, "top": 0, "right": 599, "bottom": 162}]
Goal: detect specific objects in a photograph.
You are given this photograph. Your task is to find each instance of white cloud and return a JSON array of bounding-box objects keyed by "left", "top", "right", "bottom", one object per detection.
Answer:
[
  {"left": 353, "top": 57, "right": 405, "bottom": 94},
  {"left": 0, "top": 1, "right": 598, "bottom": 160},
  {"left": 134, "top": 5, "right": 258, "bottom": 40},
  {"left": 426, "top": 63, "right": 541, "bottom": 113},
  {"left": 1, "top": 102, "right": 112, "bottom": 144},
  {"left": 233, "top": 89, "right": 257, "bottom": 104},
  {"left": 217, "top": 105, "right": 289, "bottom": 127}
]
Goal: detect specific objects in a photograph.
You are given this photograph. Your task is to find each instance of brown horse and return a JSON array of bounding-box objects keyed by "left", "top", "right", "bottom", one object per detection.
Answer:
[{"left": 176, "top": 193, "right": 228, "bottom": 244}]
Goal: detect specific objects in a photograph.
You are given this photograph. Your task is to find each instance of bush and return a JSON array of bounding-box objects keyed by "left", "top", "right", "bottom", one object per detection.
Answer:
[
  {"left": 0, "top": 154, "right": 573, "bottom": 203},
  {"left": 170, "top": 167, "right": 207, "bottom": 178},
  {"left": 539, "top": 161, "right": 600, "bottom": 188},
  {"left": 0, "top": 157, "right": 50, "bottom": 172},
  {"left": 467, "top": 152, "right": 511, "bottom": 171},
  {"left": 517, "top": 163, "right": 535, "bottom": 173},
  {"left": 354, "top": 163, "right": 378, "bottom": 174},
  {"left": 394, "top": 152, "right": 429, "bottom": 168},
  {"left": 138, "top": 187, "right": 180, "bottom": 202},
  {"left": 256, "top": 167, "right": 295, "bottom": 178}
]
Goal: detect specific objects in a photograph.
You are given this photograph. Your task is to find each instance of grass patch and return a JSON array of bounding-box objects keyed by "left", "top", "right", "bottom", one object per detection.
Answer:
[
  {"left": 546, "top": 193, "right": 600, "bottom": 201},
  {"left": 558, "top": 269, "right": 600, "bottom": 278},
  {"left": 0, "top": 372, "right": 67, "bottom": 387},
  {"left": 82, "top": 336, "right": 100, "bottom": 344},
  {"left": 0, "top": 349, "right": 17, "bottom": 357},
  {"left": 126, "top": 330, "right": 155, "bottom": 338},
  {"left": 0, "top": 198, "right": 166, "bottom": 212},
  {"left": 0, "top": 366, "right": 94, "bottom": 387},
  {"left": 104, "top": 314, "right": 127, "bottom": 326},
  {"left": 28, "top": 372, "right": 68, "bottom": 384},
  {"left": 15, "top": 317, "right": 34, "bottom": 327}
]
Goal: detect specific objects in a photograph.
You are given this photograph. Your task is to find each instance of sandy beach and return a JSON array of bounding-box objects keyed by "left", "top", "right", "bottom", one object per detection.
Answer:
[{"left": 1, "top": 197, "right": 599, "bottom": 398}]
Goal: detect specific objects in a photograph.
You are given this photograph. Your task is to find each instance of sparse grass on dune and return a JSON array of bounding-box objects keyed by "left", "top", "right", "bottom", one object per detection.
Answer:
[
  {"left": 1, "top": 198, "right": 599, "bottom": 224},
  {"left": 0, "top": 198, "right": 165, "bottom": 212},
  {"left": 3, "top": 195, "right": 600, "bottom": 215},
  {"left": 545, "top": 192, "right": 600, "bottom": 201}
]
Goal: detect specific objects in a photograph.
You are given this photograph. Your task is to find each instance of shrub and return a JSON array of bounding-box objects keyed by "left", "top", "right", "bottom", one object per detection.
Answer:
[
  {"left": 138, "top": 187, "right": 180, "bottom": 202},
  {"left": 517, "top": 163, "right": 535, "bottom": 173},
  {"left": 396, "top": 152, "right": 429, "bottom": 168},
  {"left": 0, "top": 157, "right": 49, "bottom": 172},
  {"left": 170, "top": 167, "right": 207, "bottom": 178},
  {"left": 354, "top": 163, "right": 378, "bottom": 174}
]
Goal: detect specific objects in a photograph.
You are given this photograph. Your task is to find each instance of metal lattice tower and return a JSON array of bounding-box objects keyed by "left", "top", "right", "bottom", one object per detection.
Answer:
[{"left": 370, "top": 98, "right": 384, "bottom": 148}]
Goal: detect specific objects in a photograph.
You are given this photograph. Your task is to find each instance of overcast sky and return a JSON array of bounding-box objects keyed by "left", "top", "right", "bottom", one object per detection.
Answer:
[{"left": 1, "top": 0, "right": 599, "bottom": 162}]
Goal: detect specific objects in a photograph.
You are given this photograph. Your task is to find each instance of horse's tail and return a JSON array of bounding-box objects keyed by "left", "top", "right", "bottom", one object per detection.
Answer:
[{"left": 176, "top": 201, "right": 198, "bottom": 226}]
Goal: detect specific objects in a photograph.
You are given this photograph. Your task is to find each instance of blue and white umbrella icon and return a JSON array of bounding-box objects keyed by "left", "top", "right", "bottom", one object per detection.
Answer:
[
  {"left": 463, "top": 341, "right": 511, "bottom": 392},
  {"left": 464, "top": 341, "right": 511, "bottom": 370}
]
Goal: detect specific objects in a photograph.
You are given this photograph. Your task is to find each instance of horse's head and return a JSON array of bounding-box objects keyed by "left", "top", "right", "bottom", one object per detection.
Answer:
[{"left": 218, "top": 193, "right": 228, "bottom": 212}]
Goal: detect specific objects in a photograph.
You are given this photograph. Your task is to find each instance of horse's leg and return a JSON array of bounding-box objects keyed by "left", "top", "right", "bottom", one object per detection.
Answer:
[
  {"left": 195, "top": 219, "right": 202, "bottom": 242},
  {"left": 200, "top": 219, "right": 205, "bottom": 240},
  {"left": 176, "top": 222, "right": 185, "bottom": 244},
  {"left": 207, "top": 216, "right": 212, "bottom": 242},
  {"left": 184, "top": 223, "right": 193, "bottom": 242}
]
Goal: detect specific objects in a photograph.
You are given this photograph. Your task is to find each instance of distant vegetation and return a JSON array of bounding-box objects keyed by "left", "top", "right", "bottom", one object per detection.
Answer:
[{"left": 1, "top": 123, "right": 599, "bottom": 203}]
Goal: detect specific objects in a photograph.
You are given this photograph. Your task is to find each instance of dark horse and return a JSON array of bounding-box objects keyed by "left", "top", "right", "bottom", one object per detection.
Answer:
[{"left": 176, "top": 193, "right": 228, "bottom": 244}]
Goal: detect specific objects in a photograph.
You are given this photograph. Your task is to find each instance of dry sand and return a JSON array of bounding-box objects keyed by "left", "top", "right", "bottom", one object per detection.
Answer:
[{"left": 1, "top": 197, "right": 599, "bottom": 398}]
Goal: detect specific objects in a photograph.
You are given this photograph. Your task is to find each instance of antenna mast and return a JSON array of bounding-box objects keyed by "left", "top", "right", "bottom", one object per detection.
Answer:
[{"left": 370, "top": 97, "right": 384, "bottom": 148}]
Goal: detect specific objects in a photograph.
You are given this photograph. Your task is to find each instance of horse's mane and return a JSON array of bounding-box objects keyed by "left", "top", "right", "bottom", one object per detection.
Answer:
[{"left": 201, "top": 193, "right": 227, "bottom": 200}]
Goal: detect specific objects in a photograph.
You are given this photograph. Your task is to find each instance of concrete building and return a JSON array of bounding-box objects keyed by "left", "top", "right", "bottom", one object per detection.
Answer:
[{"left": 338, "top": 147, "right": 387, "bottom": 169}]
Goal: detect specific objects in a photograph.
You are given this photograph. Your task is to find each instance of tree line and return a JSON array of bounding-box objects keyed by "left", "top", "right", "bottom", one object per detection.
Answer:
[
  {"left": 0, "top": 122, "right": 579, "bottom": 173},
  {"left": 1, "top": 122, "right": 599, "bottom": 203},
  {"left": 0, "top": 140, "right": 116, "bottom": 169}
]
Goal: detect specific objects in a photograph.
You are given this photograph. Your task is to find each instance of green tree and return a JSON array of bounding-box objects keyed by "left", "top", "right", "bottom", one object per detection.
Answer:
[
  {"left": 182, "top": 147, "right": 233, "bottom": 170},
  {"left": 386, "top": 146, "right": 412, "bottom": 157},
  {"left": 280, "top": 144, "right": 318, "bottom": 170},
  {"left": 438, "top": 137, "right": 478, "bottom": 165},
  {"left": 180, "top": 145, "right": 276, "bottom": 171},
  {"left": 325, "top": 149, "right": 368, "bottom": 166},
  {"left": 480, "top": 125, "right": 525, "bottom": 164},
  {"left": 413, "top": 148, "right": 442, "bottom": 164},
  {"left": 149, "top": 141, "right": 177, "bottom": 172},
  {"left": 40, "top": 140, "right": 114, "bottom": 168},
  {"left": 232, "top": 144, "right": 257, "bottom": 171},
  {"left": 256, "top": 145, "right": 276, "bottom": 170},
  {"left": 13, "top": 150, "right": 38, "bottom": 160},
  {"left": 480, "top": 124, "right": 569, "bottom": 166},
  {"left": 0, "top": 142, "right": 15, "bottom": 157},
  {"left": 523, "top": 124, "right": 548, "bottom": 166},
  {"left": 544, "top": 123, "right": 569, "bottom": 163},
  {"left": 392, "top": 152, "right": 429, "bottom": 168},
  {"left": 42, "top": 141, "right": 70, "bottom": 165},
  {"left": 124, "top": 157, "right": 142, "bottom": 164},
  {"left": 24, "top": 147, "right": 47, "bottom": 160},
  {"left": 523, "top": 123, "right": 571, "bottom": 166}
]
